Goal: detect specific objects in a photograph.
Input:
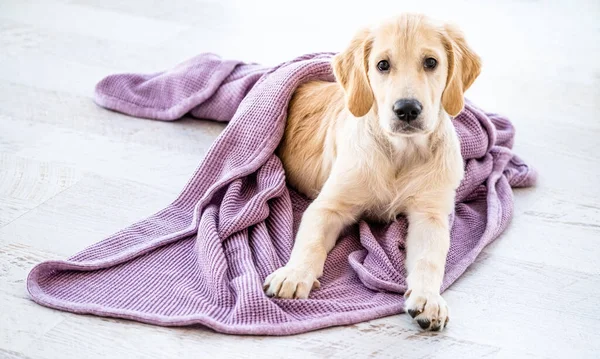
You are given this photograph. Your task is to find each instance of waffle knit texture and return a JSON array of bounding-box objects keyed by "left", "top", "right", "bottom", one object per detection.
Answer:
[{"left": 27, "top": 53, "right": 536, "bottom": 335}]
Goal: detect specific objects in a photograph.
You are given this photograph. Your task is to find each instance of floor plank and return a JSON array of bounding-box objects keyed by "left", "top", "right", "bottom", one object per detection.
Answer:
[
  {"left": 0, "top": 172, "right": 175, "bottom": 256},
  {"left": 0, "top": 154, "right": 82, "bottom": 227}
]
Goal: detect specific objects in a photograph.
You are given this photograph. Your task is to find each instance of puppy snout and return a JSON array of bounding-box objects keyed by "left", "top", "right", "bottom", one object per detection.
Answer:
[{"left": 393, "top": 99, "right": 422, "bottom": 122}]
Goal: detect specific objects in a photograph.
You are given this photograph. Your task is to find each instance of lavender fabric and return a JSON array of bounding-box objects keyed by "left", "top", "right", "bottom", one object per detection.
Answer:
[{"left": 27, "top": 53, "right": 536, "bottom": 335}]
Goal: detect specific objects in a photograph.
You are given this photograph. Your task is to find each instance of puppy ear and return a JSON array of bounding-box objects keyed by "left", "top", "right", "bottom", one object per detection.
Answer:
[
  {"left": 332, "top": 28, "right": 374, "bottom": 117},
  {"left": 441, "top": 24, "right": 482, "bottom": 117}
]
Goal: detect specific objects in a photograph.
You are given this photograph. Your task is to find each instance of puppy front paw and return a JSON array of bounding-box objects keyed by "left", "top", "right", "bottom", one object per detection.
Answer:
[
  {"left": 404, "top": 288, "right": 449, "bottom": 331},
  {"left": 263, "top": 265, "right": 320, "bottom": 299}
]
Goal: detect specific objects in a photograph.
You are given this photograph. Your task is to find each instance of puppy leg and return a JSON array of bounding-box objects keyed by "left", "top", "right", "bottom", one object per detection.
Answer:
[
  {"left": 404, "top": 209, "right": 451, "bottom": 331},
  {"left": 264, "top": 179, "right": 361, "bottom": 299}
]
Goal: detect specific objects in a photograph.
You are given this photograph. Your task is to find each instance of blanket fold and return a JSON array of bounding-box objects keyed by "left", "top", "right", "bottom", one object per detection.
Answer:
[{"left": 27, "top": 53, "right": 536, "bottom": 335}]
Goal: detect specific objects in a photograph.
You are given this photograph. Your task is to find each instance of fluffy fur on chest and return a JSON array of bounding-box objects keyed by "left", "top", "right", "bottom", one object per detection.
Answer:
[{"left": 278, "top": 81, "right": 463, "bottom": 222}]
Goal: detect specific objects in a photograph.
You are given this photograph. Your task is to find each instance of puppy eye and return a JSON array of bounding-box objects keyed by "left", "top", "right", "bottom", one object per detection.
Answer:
[
  {"left": 377, "top": 60, "right": 390, "bottom": 72},
  {"left": 423, "top": 57, "right": 437, "bottom": 70}
]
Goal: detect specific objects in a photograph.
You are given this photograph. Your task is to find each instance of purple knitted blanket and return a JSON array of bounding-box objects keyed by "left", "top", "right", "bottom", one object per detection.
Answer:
[{"left": 27, "top": 53, "right": 536, "bottom": 335}]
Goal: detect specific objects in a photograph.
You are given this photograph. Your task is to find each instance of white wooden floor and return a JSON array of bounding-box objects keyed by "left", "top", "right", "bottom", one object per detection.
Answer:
[{"left": 1, "top": 0, "right": 599, "bottom": 358}]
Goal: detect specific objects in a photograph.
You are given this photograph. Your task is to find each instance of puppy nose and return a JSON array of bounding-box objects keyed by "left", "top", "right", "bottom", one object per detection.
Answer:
[{"left": 393, "top": 99, "right": 422, "bottom": 122}]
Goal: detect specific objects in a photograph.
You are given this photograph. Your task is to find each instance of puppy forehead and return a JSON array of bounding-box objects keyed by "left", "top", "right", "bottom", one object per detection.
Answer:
[{"left": 371, "top": 17, "right": 443, "bottom": 56}]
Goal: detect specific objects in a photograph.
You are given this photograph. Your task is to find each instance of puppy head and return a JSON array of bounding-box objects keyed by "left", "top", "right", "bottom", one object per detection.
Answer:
[{"left": 333, "top": 14, "right": 481, "bottom": 137}]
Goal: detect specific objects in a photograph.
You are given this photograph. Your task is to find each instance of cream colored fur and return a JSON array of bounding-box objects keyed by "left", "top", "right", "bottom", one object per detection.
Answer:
[{"left": 263, "top": 13, "right": 481, "bottom": 332}]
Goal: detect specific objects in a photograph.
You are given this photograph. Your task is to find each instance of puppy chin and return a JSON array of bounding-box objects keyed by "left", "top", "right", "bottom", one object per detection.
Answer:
[{"left": 389, "top": 119, "right": 427, "bottom": 136}]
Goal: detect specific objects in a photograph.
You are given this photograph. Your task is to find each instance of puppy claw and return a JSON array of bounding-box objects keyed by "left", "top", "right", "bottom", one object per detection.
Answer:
[
  {"left": 431, "top": 319, "right": 443, "bottom": 331},
  {"left": 407, "top": 308, "right": 422, "bottom": 318},
  {"left": 312, "top": 280, "right": 321, "bottom": 290},
  {"left": 417, "top": 318, "right": 431, "bottom": 330}
]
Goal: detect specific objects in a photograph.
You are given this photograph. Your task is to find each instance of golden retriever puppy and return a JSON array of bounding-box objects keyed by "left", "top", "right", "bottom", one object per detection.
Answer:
[{"left": 263, "top": 13, "right": 481, "bottom": 331}]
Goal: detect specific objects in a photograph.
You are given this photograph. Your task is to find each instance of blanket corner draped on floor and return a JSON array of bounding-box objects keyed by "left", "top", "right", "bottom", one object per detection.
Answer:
[{"left": 27, "top": 52, "right": 537, "bottom": 336}]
